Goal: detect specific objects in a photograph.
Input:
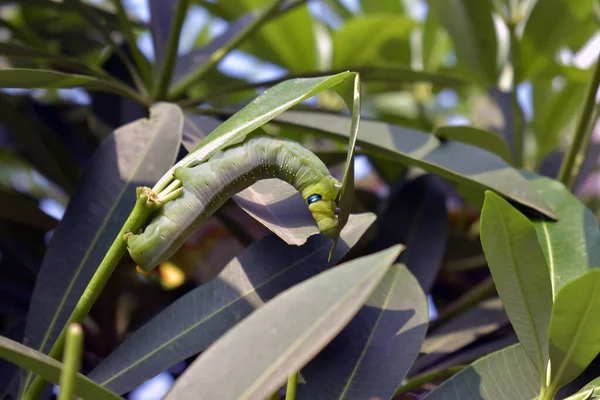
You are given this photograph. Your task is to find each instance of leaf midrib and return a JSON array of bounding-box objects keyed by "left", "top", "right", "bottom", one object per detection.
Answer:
[{"left": 493, "top": 200, "right": 546, "bottom": 372}]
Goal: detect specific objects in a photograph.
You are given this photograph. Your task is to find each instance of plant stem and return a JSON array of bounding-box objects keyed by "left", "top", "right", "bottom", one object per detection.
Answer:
[
  {"left": 558, "top": 53, "right": 600, "bottom": 189},
  {"left": 58, "top": 324, "right": 83, "bottom": 400},
  {"left": 112, "top": 0, "right": 152, "bottom": 89},
  {"left": 285, "top": 372, "right": 298, "bottom": 400},
  {"left": 394, "top": 365, "right": 465, "bottom": 397},
  {"left": 508, "top": 22, "right": 524, "bottom": 168},
  {"left": 153, "top": 0, "right": 190, "bottom": 100},
  {"left": 23, "top": 187, "right": 160, "bottom": 400},
  {"left": 169, "top": 0, "right": 285, "bottom": 99}
]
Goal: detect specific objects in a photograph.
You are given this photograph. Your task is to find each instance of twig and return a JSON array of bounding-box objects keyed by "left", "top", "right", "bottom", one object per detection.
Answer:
[{"left": 558, "top": 52, "right": 600, "bottom": 189}]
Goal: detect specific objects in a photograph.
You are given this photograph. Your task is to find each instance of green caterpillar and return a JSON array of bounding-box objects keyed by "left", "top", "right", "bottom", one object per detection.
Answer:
[{"left": 125, "top": 135, "right": 342, "bottom": 273}]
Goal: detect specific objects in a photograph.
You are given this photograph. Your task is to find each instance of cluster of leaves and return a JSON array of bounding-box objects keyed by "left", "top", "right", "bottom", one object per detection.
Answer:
[{"left": 0, "top": 0, "right": 599, "bottom": 399}]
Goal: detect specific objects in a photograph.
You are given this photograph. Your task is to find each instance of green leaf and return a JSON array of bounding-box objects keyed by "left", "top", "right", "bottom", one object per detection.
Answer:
[
  {"left": 435, "top": 125, "right": 513, "bottom": 164},
  {"left": 297, "top": 264, "right": 428, "bottom": 399},
  {"left": 413, "top": 298, "right": 509, "bottom": 372},
  {"left": 0, "top": 42, "right": 109, "bottom": 78},
  {"left": 520, "top": 0, "right": 596, "bottom": 80},
  {"left": 360, "top": 0, "right": 405, "bottom": 14},
  {"left": 423, "top": 344, "right": 540, "bottom": 400},
  {"left": 426, "top": 0, "right": 500, "bottom": 86},
  {"left": 22, "top": 103, "right": 183, "bottom": 392},
  {"left": 547, "top": 269, "right": 600, "bottom": 392},
  {"left": 532, "top": 79, "right": 586, "bottom": 163},
  {"left": 372, "top": 174, "right": 447, "bottom": 293},
  {"left": 0, "top": 69, "right": 144, "bottom": 104},
  {"left": 163, "top": 74, "right": 360, "bottom": 241},
  {"left": 422, "top": 11, "right": 451, "bottom": 70},
  {"left": 332, "top": 15, "right": 417, "bottom": 69},
  {"left": 163, "top": 245, "right": 403, "bottom": 400},
  {"left": 88, "top": 213, "right": 376, "bottom": 395},
  {"left": 0, "top": 94, "right": 77, "bottom": 191},
  {"left": 565, "top": 377, "right": 600, "bottom": 400},
  {"left": 527, "top": 175, "right": 600, "bottom": 297},
  {"left": 199, "top": 0, "right": 317, "bottom": 72},
  {"left": 272, "top": 110, "right": 556, "bottom": 219},
  {"left": 0, "top": 335, "right": 121, "bottom": 400},
  {"left": 480, "top": 191, "right": 553, "bottom": 374}
]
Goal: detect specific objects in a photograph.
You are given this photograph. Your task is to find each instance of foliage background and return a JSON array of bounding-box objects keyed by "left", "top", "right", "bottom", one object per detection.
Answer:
[{"left": 0, "top": 0, "right": 599, "bottom": 399}]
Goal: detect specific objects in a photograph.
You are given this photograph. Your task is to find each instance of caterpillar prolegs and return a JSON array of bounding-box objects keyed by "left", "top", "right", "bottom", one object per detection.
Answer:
[{"left": 125, "top": 135, "right": 342, "bottom": 272}]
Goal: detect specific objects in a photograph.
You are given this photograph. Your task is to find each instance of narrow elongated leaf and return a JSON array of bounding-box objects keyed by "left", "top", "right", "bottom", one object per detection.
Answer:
[
  {"left": 527, "top": 175, "right": 600, "bottom": 297},
  {"left": 480, "top": 191, "right": 553, "bottom": 373},
  {"left": 182, "top": 74, "right": 354, "bottom": 165},
  {"left": 88, "top": 213, "right": 376, "bottom": 395},
  {"left": 164, "top": 245, "right": 403, "bottom": 400},
  {"left": 0, "top": 335, "right": 121, "bottom": 400},
  {"left": 423, "top": 344, "right": 539, "bottom": 400},
  {"left": 371, "top": 175, "right": 447, "bottom": 293},
  {"left": 566, "top": 377, "right": 600, "bottom": 400},
  {"left": 200, "top": 0, "right": 317, "bottom": 72},
  {"left": 23, "top": 103, "right": 183, "bottom": 390},
  {"left": 149, "top": 0, "right": 177, "bottom": 65},
  {"left": 162, "top": 74, "right": 360, "bottom": 243},
  {"left": 521, "top": 0, "right": 595, "bottom": 79},
  {"left": 173, "top": 12, "right": 258, "bottom": 84},
  {"left": 0, "top": 94, "right": 76, "bottom": 190},
  {"left": 422, "top": 12, "right": 451, "bottom": 70},
  {"left": 297, "top": 264, "right": 428, "bottom": 400},
  {"left": 360, "top": 0, "right": 404, "bottom": 13},
  {"left": 0, "top": 69, "right": 141, "bottom": 103},
  {"left": 0, "top": 42, "right": 108, "bottom": 77},
  {"left": 332, "top": 15, "right": 416, "bottom": 68},
  {"left": 427, "top": 0, "right": 499, "bottom": 86},
  {"left": 412, "top": 298, "right": 508, "bottom": 373},
  {"left": 435, "top": 125, "right": 513, "bottom": 164},
  {"left": 548, "top": 270, "right": 600, "bottom": 391},
  {"left": 272, "top": 111, "right": 556, "bottom": 219}
]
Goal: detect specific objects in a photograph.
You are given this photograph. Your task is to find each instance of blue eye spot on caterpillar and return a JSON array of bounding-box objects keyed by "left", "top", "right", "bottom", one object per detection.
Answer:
[
  {"left": 125, "top": 135, "right": 343, "bottom": 273},
  {"left": 307, "top": 194, "right": 322, "bottom": 204}
]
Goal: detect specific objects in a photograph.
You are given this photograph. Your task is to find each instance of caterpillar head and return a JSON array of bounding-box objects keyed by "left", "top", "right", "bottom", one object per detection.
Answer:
[{"left": 302, "top": 175, "right": 342, "bottom": 239}]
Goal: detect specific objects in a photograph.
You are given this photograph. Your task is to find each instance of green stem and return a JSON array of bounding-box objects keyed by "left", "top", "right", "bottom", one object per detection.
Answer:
[
  {"left": 153, "top": 0, "right": 190, "bottom": 100},
  {"left": 23, "top": 187, "right": 160, "bottom": 400},
  {"left": 112, "top": 0, "right": 152, "bottom": 89},
  {"left": 509, "top": 22, "right": 524, "bottom": 168},
  {"left": 285, "top": 372, "right": 298, "bottom": 400},
  {"left": 394, "top": 365, "right": 465, "bottom": 397},
  {"left": 558, "top": 53, "right": 600, "bottom": 189},
  {"left": 169, "top": 0, "right": 285, "bottom": 99},
  {"left": 58, "top": 324, "right": 83, "bottom": 400}
]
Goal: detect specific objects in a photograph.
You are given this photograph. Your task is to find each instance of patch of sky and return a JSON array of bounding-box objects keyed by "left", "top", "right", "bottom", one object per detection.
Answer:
[{"left": 129, "top": 372, "right": 175, "bottom": 400}]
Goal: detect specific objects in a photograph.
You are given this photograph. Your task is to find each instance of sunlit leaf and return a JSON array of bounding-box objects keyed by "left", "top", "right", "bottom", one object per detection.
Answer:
[
  {"left": 272, "top": 110, "right": 556, "bottom": 219},
  {"left": 88, "top": 214, "right": 376, "bottom": 395},
  {"left": 164, "top": 245, "right": 403, "bottom": 400},
  {"left": 297, "top": 264, "right": 428, "bottom": 399},
  {"left": 423, "top": 344, "right": 539, "bottom": 400},
  {"left": 22, "top": 103, "right": 183, "bottom": 392},
  {"left": 0, "top": 335, "right": 121, "bottom": 400},
  {"left": 480, "top": 191, "right": 553, "bottom": 374},
  {"left": 547, "top": 270, "right": 600, "bottom": 392}
]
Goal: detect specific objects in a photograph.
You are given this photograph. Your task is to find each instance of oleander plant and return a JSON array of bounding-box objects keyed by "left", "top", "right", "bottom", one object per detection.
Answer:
[{"left": 0, "top": 0, "right": 599, "bottom": 399}]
